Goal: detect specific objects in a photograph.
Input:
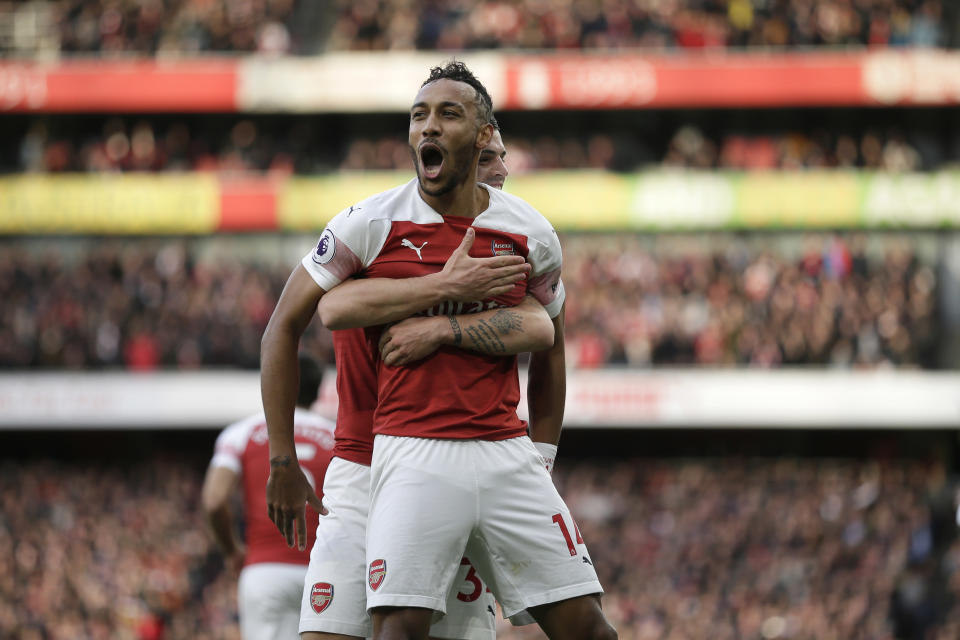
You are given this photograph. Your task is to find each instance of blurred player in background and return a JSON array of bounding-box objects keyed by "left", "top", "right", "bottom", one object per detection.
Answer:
[
  {"left": 202, "top": 354, "right": 335, "bottom": 640},
  {"left": 264, "top": 61, "right": 614, "bottom": 640},
  {"left": 478, "top": 123, "right": 566, "bottom": 481},
  {"left": 477, "top": 126, "right": 507, "bottom": 189},
  {"left": 286, "top": 125, "right": 549, "bottom": 639}
]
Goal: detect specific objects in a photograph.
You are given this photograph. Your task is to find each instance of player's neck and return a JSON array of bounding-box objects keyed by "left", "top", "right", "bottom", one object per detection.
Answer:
[{"left": 419, "top": 183, "right": 489, "bottom": 219}]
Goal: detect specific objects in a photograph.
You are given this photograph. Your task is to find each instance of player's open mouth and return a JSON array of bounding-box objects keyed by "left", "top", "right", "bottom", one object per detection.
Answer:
[{"left": 419, "top": 143, "right": 444, "bottom": 180}]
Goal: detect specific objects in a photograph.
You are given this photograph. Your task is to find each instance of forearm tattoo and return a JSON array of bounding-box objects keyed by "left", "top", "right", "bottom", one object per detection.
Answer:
[
  {"left": 465, "top": 319, "right": 507, "bottom": 354},
  {"left": 489, "top": 309, "right": 522, "bottom": 334},
  {"left": 448, "top": 314, "right": 463, "bottom": 345},
  {"left": 270, "top": 455, "right": 292, "bottom": 469}
]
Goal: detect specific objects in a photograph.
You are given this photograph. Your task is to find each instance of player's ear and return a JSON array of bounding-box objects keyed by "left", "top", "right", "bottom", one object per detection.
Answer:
[{"left": 476, "top": 122, "right": 494, "bottom": 150}]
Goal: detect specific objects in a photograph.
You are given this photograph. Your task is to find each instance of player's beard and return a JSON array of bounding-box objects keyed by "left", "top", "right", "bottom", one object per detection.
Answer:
[{"left": 411, "top": 143, "right": 474, "bottom": 197}]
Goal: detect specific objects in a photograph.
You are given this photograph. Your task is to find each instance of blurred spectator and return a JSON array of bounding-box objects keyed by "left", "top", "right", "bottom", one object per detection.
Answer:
[
  {"left": 1, "top": 454, "right": 954, "bottom": 639},
  {"left": 0, "top": 233, "right": 940, "bottom": 370}
]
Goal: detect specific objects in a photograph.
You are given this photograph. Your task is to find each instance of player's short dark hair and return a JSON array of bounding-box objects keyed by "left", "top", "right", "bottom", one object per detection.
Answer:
[
  {"left": 297, "top": 354, "right": 322, "bottom": 408},
  {"left": 422, "top": 60, "right": 495, "bottom": 127}
]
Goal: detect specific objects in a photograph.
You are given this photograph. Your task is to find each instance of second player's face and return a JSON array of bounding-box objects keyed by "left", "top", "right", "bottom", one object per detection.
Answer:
[
  {"left": 409, "top": 79, "right": 491, "bottom": 197},
  {"left": 477, "top": 130, "right": 508, "bottom": 190}
]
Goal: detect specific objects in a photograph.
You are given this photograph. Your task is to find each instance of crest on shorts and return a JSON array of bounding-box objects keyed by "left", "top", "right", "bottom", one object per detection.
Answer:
[
  {"left": 368, "top": 559, "right": 386, "bottom": 591},
  {"left": 310, "top": 582, "right": 334, "bottom": 614},
  {"left": 491, "top": 240, "right": 515, "bottom": 256}
]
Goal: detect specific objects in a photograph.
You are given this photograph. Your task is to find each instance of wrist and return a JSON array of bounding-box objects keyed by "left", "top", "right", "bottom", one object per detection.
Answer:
[
  {"left": 422, "top": 272, "right": 452, "bottom": 306},
  {"left": 268, "top": 452, "right": 297, "bottom": 472},
  {"left": 533, "top": 442, "right": 558, "bottom": 475},
  {"left": 441, "top": 314, "right": 463, "bottom": 347}
]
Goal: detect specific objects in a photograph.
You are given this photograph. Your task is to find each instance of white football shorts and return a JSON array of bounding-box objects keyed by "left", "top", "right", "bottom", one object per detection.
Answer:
[
  {"left": 366, "top": 435, "right": 603, "bottom": 619},
  {"left": 238, "top": 562, "right": 308, "bottom": 640},
  {"left": 299, "top": 456, "right": 497, "bottom": 640}
]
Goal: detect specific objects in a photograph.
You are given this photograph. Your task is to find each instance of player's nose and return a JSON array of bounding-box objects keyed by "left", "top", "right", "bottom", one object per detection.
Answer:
[{"left": 421, "top": 111, "right": 441, "bottom": 137}]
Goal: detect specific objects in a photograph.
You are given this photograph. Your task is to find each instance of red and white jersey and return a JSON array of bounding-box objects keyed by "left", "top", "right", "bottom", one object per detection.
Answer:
[
  {"left": 301, "top": 179, "right": 564, "bottom": 441},
  {"left": 210, "top": 408, "right": 335, "bottom": 567},
  {"left": 331, "top": 327, "right": 378, "bottom": 466}
]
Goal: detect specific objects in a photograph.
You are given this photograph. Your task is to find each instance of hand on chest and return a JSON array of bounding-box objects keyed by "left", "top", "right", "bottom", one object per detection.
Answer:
[{"left": 368, "top": 222, "right": 530, "bottom": 310}]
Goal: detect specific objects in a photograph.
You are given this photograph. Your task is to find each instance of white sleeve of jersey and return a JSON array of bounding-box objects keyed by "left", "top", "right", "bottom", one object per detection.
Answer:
[
  {"left": 210, "top": 421, "right": 249, "bottom": 475},
  {"left": 300, "top": 204, "right": 391, "bottom": 291},
  {"left": 527, "top": 228, "right": 565, "bottom": 319}
]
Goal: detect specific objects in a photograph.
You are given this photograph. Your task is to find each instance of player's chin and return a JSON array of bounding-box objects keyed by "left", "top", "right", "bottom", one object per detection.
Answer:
[{"left": 419, "top": 174, "right": 456, "bottom": 197}]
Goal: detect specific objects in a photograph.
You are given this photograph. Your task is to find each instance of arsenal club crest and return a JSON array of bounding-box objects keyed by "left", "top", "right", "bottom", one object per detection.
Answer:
[
  {"left": 491, "top": 240, "right": 515, "bottom": 256},
  {"left": 368, "top": 559, "right": 386, "bottom": 591},
  {"left": 310, "top": 582, "right": 334, "bottom": 614}
]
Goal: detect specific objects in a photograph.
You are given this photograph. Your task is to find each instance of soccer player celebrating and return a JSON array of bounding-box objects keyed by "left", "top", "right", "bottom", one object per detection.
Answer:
[
  {"left": 202, "top": 355, "right": 335, "bottom": 640},
  {"left": 262, "top": 62, "right": 614, "bottom": 640},
  {"left": 293, "top": 124, "right": 547, "bottom": 640}
]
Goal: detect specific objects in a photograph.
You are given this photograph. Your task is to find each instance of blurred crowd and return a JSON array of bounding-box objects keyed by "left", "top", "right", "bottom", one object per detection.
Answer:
[
  {"left": 343, "top": 127, "right": 933, "bottom": 172},
  {"left": 543, "top": 456, "right": 959, "bottom": 640},
  {"left": 11, "top": 117, "right": 944, "bottom": 174},
  {"left": 0, "top": 233, "right": 940, "bottom": 370},
  {"left": 561, "top": 233, "right": 939, "bottom": 368},
  {"left": 329, "top": 0, "right": 953, "bottom": 51},
  {"left": 661, "top": 126, "right": 928, "bottom": 172},
  {"left": 0, "top": 458, "right": 238, "bottom": 640},
  {"left": 0, "top": 239, "right": 333, "bottom": 370},
  {"left": 16, "top": 0, "right": 954, "bottom": 55},
  {"left": 54, "top": 0, "right": 300, "bottom": 55},
  {"left": 15, "top": 119, "right": 308, "bottom": 175},
  {"left": 2, "top": 454, "right": 957, "bottom": 639}
]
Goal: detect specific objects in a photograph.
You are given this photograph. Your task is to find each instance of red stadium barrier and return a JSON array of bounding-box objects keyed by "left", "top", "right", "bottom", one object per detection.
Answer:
[
  {"left": 0, "top": 59, "right": 237, "bottom": 112},
  {"left": 501, "top": 52, "right": 865, "bottom": 109},
  {"left": 3, "top": 51, "right": 960, "bottom": 113}
]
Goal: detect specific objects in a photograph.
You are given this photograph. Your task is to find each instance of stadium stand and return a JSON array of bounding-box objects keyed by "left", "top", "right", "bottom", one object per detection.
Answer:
[
  {"left": 1, "top": 430, "right": 958, "bottom": 640},
  {"left": 3, "top": 1, "right": 960, "bottom": 638},
  {"left": 3, "top": 0, "right": 957, "bottom": 57},
  {"left": 8, "top": 112, "right": 959, "bottom": 173},
  {"left": 0, "top": 233, "right": 940, "bottom": 370}
]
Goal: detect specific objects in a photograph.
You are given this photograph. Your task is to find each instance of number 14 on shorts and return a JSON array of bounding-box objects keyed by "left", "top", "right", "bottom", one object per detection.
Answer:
[{"left": 552, "top": 512, "right": 584, "bottom": 557}]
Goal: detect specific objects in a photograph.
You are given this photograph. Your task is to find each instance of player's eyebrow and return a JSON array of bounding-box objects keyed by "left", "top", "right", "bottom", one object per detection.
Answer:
[{"left": 410, "top": 100, "right": 465, "bottom": 113}]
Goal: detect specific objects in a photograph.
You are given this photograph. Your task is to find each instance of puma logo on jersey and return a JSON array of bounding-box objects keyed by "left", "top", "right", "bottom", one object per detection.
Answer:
[
  {"left": 582, "top": 556, "right": 593, "bottom": 566},
  {"left": 401, "top": 238, "right": 428, "bottom": 260}
]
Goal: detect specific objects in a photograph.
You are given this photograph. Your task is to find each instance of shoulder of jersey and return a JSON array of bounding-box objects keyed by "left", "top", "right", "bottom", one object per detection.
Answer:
[
  {"left": 216, "top": 412, "right": 266, "bottom": 449},
  {"left": 486, "top": 187, "right": 557, "bottom": 240},
  {"left": 296, "top": 409, "right": 336, "bottom": 433},
  {"left": 223, "top": 412, "right": 265, "bottom": 436},
  {"left": 341, "top": 179, "right": 418, "bottom": 222}
]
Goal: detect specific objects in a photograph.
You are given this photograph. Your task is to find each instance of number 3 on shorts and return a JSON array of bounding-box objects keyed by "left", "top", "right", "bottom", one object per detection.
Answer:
[
  {"left": 456, "top": 558, "right": 483, "bottom": 602},
  {"left": 551, "top": 513, "right": 584, "bottom": 557}
]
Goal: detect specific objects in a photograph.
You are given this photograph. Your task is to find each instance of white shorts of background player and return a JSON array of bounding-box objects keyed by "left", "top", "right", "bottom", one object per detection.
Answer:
[{"left": 239, "top": 563, "right": 308, "bottom": 639}]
